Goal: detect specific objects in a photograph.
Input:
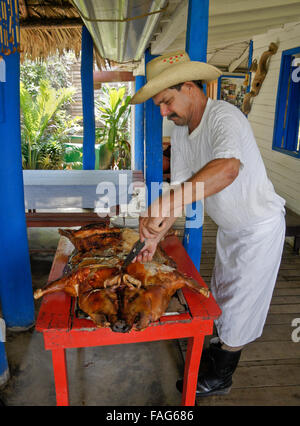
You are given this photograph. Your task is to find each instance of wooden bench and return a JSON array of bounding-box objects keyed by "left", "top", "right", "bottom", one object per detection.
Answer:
[
  {"left": 35, "top": 235, "right": 221, "bottom": 406},
  {"left": 285, "top": 207, "right": 300, "bottom": 253}
]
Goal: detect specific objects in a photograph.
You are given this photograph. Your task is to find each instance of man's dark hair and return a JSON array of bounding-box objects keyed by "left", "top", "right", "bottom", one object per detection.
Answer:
[{"left": 170, "top": 80, "right": 203, "bottom": 91}]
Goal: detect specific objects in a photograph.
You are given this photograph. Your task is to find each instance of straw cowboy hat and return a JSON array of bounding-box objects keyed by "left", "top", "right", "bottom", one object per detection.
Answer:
[{"left": 130, "top": 50, "right": 222, "bottom": 104}]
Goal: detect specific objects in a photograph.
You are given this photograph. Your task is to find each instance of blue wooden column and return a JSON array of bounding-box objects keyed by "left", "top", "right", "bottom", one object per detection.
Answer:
[
  {"left": 0, "top": 315, "right": 9, "bottom": 386},
  {"left": 134, "top": 75, "right": 145, "bottom": 173},
  {"left": 81, "top": 26, "right": 96, "bottom": 170},
  {"left": 145, "top": 50, "right": 163, "bottom": 206},
  {"left": 247, "top": 40, "right": 253, "bottom": 93},
  {"left": 0, "top": 54, "right": 35, "bottom": 330},
  {"left": 183, "top": 0, "right": 209, "bottom": 271},
  {"left": 0, "top": 341, "right": 9, "bottom": 386}
]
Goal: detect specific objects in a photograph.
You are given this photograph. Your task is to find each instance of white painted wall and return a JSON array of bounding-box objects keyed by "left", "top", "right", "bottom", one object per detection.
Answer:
[{"left": 248, "top": 21, "right": 300, "bottom": 215}]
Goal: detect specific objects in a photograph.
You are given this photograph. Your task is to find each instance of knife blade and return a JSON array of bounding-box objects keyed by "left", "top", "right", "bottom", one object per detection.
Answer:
[{"left": 122, "top": 239, "right": 146, "bottom": 270}]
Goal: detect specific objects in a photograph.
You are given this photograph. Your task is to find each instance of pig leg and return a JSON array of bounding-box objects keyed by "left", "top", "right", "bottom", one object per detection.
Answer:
[
  {"left": 34, "top": 275, "right": 78, "bottom": 299},
  {"left": 182, "top": 275, "right": 210, "bottom": 298},
  {"left": 34, "top": 267, "right": 91, "bottom": 300}
]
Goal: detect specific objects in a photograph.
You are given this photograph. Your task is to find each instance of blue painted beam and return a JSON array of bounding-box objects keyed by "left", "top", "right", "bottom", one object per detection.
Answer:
[
  {"left": 134, "top": 75, "right": 145, "bottom": 173},
  {"left": 145, "top": 49, "right": 163, "bottom": 206},
  {"left": 217, "top": 76, "right": 222, "bottom": 99},
  {"left": 247, "top": 40, "right": 253, "bottom": 93},
  {"left": 0, "top": 52, "right": 35, "bottom": 329},
  {"left": 186, "top": 0, "right": 209, "bottom": 62},
  {"left": 81, "top": 26, "right": 96, "bottom": 170},
  {"left": 183, "top": 0, "right": 209, "bottom": 271}
]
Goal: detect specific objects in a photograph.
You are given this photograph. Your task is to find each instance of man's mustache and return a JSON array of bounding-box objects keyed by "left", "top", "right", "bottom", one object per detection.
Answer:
[{"left": 167, "top": 113, "right": 179, "bottom": 120}]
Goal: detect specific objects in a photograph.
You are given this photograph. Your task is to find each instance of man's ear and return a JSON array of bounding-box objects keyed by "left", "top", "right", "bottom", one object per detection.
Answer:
[{"left": 182, "top": 81, "right": 194, "bottom": 92}]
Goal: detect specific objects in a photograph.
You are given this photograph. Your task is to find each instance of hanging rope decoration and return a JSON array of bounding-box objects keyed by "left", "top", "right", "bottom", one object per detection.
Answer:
[{"left": 0, "top": 0, "right": 20, "bottom": 58}]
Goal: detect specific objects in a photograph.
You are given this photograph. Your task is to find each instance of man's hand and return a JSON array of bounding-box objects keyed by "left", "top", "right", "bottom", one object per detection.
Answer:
[
  {"left": 134, "top": 234, "right": 161, "bottom": 263},
  {"left": 135, "top": 214, "right": 177, "bottom": 263}
]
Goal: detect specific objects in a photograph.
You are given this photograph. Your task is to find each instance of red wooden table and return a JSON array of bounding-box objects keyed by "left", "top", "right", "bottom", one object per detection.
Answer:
[{"left": 36, "top": 235, "right": 221, "bottom": 406}]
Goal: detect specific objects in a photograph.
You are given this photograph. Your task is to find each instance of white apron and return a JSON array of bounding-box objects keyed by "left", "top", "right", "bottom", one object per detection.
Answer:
[
  {"left": 170, "top": 98, "right": 286, "bottom": 347},
  {"left": 211, "top": 213, "right": 285, "bottom": 347}
]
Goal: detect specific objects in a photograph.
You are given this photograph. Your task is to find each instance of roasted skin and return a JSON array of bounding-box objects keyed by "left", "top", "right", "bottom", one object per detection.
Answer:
[
  {"left": 34, "top": 263, "right": 122, "bottom": 328},
  {"left": 58, "top": 222, "right": 123, "bottom": 252},
  {"left": 34, "top": 223, "right": 209, "bottom": 332},
  {"left": 120, "top": 262, "right": 209, "bottom": 331}
]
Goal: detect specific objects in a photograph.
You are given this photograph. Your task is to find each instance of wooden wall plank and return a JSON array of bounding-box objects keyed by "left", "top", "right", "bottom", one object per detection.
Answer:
[{"left": 249, "top": 22, "right": 300, "bottom": 215}]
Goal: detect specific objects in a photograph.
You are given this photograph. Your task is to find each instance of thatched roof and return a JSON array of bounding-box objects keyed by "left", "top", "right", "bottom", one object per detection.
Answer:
[{"left": 19, "top": 0, "right": 109, "bottom": 69}]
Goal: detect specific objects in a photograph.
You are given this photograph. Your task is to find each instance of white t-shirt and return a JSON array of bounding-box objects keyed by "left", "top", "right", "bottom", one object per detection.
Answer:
[{"left": 170, "top": 98, "right": 285, "bottom": 231}]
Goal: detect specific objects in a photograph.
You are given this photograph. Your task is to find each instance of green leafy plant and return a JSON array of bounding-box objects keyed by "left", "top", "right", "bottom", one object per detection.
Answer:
[
  {"left": 20, "top": 52, "right": 75, "bottom": 98},
  {"left": 95, "top": 84, "right": 131, "bottom": 169},
  {"left": 20, "top": 80, "right": 78, "bottom": 169}
]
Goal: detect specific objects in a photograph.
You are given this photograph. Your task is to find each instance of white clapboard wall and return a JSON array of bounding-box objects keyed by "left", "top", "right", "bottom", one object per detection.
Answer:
[{"left": 248, "top": 21, "right": 300, "bottom": 215}]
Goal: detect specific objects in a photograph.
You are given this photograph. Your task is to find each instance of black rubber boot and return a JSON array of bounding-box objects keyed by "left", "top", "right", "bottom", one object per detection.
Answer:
[{"left": 176, "top": 340, "right": 242, "bottom": 397}]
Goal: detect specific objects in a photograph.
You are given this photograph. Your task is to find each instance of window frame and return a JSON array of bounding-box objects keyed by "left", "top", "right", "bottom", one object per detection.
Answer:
[{"left": 272, "top": 46, "right": 300, "bottom": 159}]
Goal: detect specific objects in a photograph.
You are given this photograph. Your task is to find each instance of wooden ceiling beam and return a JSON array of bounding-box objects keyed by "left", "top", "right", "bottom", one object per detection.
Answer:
[
  {"left": 210, "top": 0, "right": 300, "bottom": 16},
  {"left": 20, "top": 18, "right": 83, "bottom": 29},
  {"left": 164, "top": 33, "right": 252, "bottom": 54},
  {"left": 228, "top": 45, "right": 249, "bottom": 72},
  {"left": 93, "top": 70, "right": 135, "bottom": 83},
  {"left": 210, "top": 3, "right": 300, "bottom": 26},
  {"left": 208, "top": 17, "right": 298, "bottom": 39},
  {"left": 209, "top": 15, "right": 300, "bottom": 35}
]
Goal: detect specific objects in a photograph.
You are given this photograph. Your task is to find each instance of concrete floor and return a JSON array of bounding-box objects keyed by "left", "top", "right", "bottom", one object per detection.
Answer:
[{"left": 0, "top": 228, "right": 188, "bottom": 406}]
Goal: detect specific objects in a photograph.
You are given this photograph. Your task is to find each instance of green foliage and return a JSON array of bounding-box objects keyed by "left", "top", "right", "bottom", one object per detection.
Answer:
[
  {"left": 20, "top": 80, "right": 79, "bottom": 169},
  {"left": 95, "top": 84, "right": 131, "bottom": 169},
  {"left": 20, "top": 52, "right": 83, "bottom": 170},
  {"left": 20, "top": 52, "right": 75, "bottom": 98}
]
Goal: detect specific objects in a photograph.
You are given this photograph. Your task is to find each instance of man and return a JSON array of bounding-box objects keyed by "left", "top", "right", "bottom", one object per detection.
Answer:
[{"left": 130, "top": 51, "right": 285, "bottom": 397}]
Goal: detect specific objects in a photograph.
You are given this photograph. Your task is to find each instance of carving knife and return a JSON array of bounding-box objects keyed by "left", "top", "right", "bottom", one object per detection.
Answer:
[{"left": 122, "top": 239, "right": 146, "bottom": 270}]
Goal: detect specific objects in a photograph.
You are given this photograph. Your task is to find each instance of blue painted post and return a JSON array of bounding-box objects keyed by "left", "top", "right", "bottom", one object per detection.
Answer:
[
  {"left": 144, "top": 50, "right": 163, "bottom": 206},
  {"left": 81, "top": 26, "right": 96, "bottom": 170},
  {"left": 186, "top": 0, "right": 209, "bottom": 62},
  {"left": 0, "top": 53, "right": 35, "bottom": 329},
  {"left": 134, "top": 75, "right": 145, "bottom": 173},
  {"left": 183, "top": 0, "right": 209, "bottom": 271},
  {"left": 217, "top": 76, "right": 222, "bottom": 99},
  {"left": 0, "top": 342, "right": 9, "bottom": 386},
  {"left": 247, "top": 40, "right": 253, "bottom": 93}
]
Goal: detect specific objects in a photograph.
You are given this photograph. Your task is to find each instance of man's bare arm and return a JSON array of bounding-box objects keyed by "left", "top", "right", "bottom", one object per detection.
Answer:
[
  {"left": 188, "top": 158, "right": 240, "bottom": 199},
  {"left": 141, "top": 158, "right": 240, "bottom": 239},
  {"left": 136, "top": 158, "right": 240, "bottom": 261}
]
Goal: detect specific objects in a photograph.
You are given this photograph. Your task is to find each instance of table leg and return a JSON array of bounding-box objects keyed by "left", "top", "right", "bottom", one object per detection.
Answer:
[
  {"left": 51, "top": 348, "right": 69, "bottom": 406},
  {"left": 181, "top": 335, "right": 204, "bottom": 406}
]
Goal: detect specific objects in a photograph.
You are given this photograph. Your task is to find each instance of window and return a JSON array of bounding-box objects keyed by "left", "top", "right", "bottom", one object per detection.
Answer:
[{"left": 272, "top": 47, "right": 300, "bottom": 158}]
